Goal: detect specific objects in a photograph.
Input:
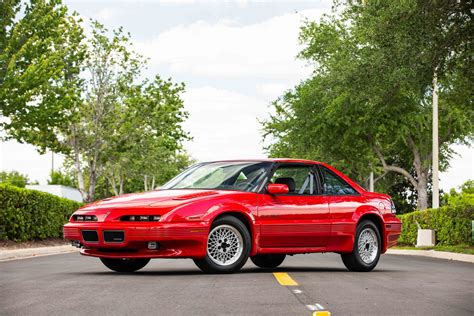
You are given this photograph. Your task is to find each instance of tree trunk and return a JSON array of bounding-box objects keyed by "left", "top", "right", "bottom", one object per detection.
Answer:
[
  {"left": 109, "top": 170, "right": 119, "bottom": 196},
  {"left": 71, "top": 126, "right": 86, "bottom": 201},
  {"left": 373, "top": 144, "right": 430, "bottom": 210},
  {"left": 416, "top": 172, "right": 429, "bottom": 210},
  {"left": 119, "top": 168, "right": 124, "bottom": 195}
]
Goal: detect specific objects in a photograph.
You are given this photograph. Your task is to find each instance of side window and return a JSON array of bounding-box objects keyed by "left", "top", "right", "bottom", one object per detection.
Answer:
[
  {"left": 270, "top": 165, "right": 316, "bottom": 195},
  {"left": 321, "top": 167, "right": 357, "bottom": 195}
]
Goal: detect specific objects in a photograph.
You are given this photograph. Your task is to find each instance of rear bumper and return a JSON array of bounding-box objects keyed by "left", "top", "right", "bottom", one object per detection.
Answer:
[{"left": 63, "top": 221, "right": 208, "bottom": 259}]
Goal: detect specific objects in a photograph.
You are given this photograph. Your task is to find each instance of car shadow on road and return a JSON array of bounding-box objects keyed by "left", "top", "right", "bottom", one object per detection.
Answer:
[{"left": 65, "top": 266, "right": 395, "bottom": 276}]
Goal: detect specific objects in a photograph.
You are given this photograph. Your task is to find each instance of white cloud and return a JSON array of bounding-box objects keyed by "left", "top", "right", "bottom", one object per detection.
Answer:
[
  {"left": 182, "top": 86, "right": 268, "bottom": 161},
  {"left": 256, "top": 82, "right": 289, "bottom": 100},
  {"left": 134, "top": 9, "right": 325, "bottom": 80},
  {"left": 92, "top": 8, "right": 121, "bottom": 22}
]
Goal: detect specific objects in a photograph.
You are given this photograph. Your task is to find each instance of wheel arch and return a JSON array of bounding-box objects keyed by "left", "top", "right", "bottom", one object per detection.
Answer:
[
  {"left": 356, "top": 212, "right": 386, "bottom": 253},
  {"left": 211, "top": 211, "right": 257, "bottom": 256}
]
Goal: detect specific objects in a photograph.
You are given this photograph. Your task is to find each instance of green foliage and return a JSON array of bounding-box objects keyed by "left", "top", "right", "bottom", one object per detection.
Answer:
[
  {"left": 1, "top": 6, "right": 191, "bottom": 202},
  {"left": 0, "top": 0, "right": 86, "bottom": 153},
  {"left": 0, "top": 184, "right": 82, "bottom": 241},
  {"left": 398, "top": 186, "right": 474, "bottom": 246},
  {"left": 48, "top": 170, "right": 75, "bottom": 187},
  {"left": 0, "top": 171, "right": 29, "bottom": 188},
  {"left": 262, "top": 0, "right": 474, "bottom": 210},
  {"left": 64, "top": 21, "right": 191, "bottom": 201}
]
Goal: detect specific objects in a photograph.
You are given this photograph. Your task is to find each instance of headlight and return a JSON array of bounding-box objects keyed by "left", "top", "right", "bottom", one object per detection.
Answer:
[
  {"left": 120, "top": 215, "right": 161, "bottom": 221},
  {"left": 73, "top": 215, "right": 97, "bottom": 221}
]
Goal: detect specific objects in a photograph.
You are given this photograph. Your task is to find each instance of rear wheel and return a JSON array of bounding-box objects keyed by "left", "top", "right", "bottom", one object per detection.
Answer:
[
  {"left": 100, "top": 258, "right": 150, "bottom": 273},
  {"left": 251, "top": 254, "right": 286, "bottom": 269},
  {"left": 194, "top": 215, "right": 251, "bottom": 274},
  {"left": 341, "top": 220, "right": 381, "bottom": 272}
]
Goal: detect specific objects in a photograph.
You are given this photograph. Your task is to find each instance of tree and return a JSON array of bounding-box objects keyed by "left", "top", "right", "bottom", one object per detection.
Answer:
[
  {"left": 0, "top": 0, "right": 86, "bottom": 153},
  {"left": 65, "top": 22, "right": 191, "bottom": 201},
  {"left": 1, "top": 4, "right": 192, "bottom": 202},
  {"left": 0, "top": 171, "right": 30, "bottom": 188},
  {"left": 102, "top": 76, "right": 191, "bottom": 195},
  {"left": 263, "top": 0, "right": 473, "bottom": 210}
]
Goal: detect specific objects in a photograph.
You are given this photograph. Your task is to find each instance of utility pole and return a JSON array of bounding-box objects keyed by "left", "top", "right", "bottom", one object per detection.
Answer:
[
  {"left": 51, "top": 151, "right": 54, "bottom": 175},
  {"left": 432, "top": 73, "right": 439, "bottom": 208}
]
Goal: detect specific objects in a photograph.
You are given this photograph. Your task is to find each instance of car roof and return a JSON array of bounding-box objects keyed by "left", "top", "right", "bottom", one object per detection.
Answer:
[{"left": 202, "top": 158, "right": 323, "bottom": 164}]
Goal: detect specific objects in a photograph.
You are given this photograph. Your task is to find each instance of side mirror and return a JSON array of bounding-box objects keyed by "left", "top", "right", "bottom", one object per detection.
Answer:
[{"left": 267, "top": 183, "right": 289, "bottom": 195}]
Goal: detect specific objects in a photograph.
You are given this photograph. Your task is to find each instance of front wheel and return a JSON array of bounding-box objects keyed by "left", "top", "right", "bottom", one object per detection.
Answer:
[
  {"left": 193, "top": 216, "right": 251, "bottom": 274},
  {"left": 251, "top": 254, "right": 286, "bottom": 269},
  {"left": 341, "top": 220, "right": 381, "bottom": 272},
  {"left": 100, "top": 258, "right": 150, "bottom": 273}
]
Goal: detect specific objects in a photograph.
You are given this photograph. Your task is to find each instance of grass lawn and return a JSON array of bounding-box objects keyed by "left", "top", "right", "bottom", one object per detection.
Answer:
[{"left": 394, "top": 244, "right": 474, "bottom": 255}]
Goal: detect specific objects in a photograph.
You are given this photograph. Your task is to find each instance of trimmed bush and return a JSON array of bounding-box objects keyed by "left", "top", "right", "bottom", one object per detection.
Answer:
[
  {"left": 0, "top": 184, "right": 82, "bottom": 241},
  {"left": 397, "top": 193, "right": 474, "bottom": 246}
]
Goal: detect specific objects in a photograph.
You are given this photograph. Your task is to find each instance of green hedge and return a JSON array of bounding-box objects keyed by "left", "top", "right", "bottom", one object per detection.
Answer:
[
  {"left": 0, "top": 184, "right": 82, "bottom": 241},
  {"left": 397, "top": 193, "right": 474, "bottom": 246}
]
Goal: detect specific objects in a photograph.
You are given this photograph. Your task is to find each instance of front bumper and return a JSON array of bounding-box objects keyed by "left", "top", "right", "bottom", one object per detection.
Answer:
[{"left": 63, "top": 221, "right": 208, "bottom": 259}]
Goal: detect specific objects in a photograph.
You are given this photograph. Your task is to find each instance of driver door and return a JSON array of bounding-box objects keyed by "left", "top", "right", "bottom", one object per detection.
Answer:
[{"left": 257, "top": 163, "right": 330, "bottom": 248}]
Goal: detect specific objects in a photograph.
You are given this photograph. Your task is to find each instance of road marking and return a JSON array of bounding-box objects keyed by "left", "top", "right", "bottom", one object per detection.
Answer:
[
  {"left": 273, "top": 272, "right": 298, "bottom": 286},
  {"left": 272, "top": 272, "right": 331, "bottom": 315},
  {"left": 313, "top": 311, "right": 331, "bottom": 316}
]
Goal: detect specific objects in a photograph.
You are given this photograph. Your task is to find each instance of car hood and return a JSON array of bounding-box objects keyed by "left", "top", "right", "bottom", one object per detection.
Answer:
[{"left": 79, "top": 189, "right": 224, "bottom": 211}]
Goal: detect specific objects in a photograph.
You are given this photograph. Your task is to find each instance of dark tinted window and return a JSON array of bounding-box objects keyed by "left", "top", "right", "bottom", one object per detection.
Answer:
[
  {"left": 321, "top": 167, "right": 357, "bottom": 195},
  {"left": 271, "top": 165, "right": 316, "bottom": 195}
]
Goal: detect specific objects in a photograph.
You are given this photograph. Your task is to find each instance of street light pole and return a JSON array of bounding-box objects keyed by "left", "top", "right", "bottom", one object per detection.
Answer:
[{"left": 432, "top": 73, "right": 439, "bottom": 208}]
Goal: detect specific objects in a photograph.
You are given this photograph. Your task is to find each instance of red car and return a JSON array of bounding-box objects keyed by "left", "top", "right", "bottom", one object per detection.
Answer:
[{"left": 64, "top": 159, "right": 401, "bottom": 273}]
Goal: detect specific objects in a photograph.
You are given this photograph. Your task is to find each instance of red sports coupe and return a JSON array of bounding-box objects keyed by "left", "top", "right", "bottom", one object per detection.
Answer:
[{"left": 64, "top": 159, "right": 401, "bottom": 273}]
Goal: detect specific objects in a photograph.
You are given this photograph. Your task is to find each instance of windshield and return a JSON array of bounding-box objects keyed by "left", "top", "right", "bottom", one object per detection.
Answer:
[{"left": 161, "top": 162, "right": 272, "bottom": 192}]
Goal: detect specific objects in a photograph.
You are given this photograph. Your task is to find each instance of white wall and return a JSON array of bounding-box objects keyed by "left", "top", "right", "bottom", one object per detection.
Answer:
[{"left": 25, "top": 185, "right": 83, "bottom": 203}]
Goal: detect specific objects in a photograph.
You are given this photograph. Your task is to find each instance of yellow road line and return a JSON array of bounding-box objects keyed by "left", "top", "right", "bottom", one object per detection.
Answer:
[
  {"left": 272, "top": 272, "right": 298, "bottom": 286},
  {"left": 313, "top": 312, "right": 331, "bottom": 316}
]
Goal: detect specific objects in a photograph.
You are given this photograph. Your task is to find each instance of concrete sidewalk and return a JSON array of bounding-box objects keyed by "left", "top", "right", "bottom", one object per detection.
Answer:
[
  {"left": 386, "top": 248, "right": 474, "bottom": 263},
  {"left": 0, "top": 245, "right": 79, "bottom": 261}
]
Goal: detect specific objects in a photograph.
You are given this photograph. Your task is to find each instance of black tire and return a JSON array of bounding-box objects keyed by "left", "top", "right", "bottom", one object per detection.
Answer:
[
  {"left": 341, "top": 220, "right": 381, "bottom": 272},
  {"left": 100, "top": 258, "right": 150, "bottom": 273},
  {"left": 251, "top": 254, "right": 286, "bottom": 269},
  {"left": 193, "top": 215, "right": 251, "bottom": 274}
]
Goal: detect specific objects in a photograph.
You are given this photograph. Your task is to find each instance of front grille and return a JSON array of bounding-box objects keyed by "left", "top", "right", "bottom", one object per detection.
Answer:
[
  {"left": 103, "top": 230, "right": 125, "bottom": 243},
  {"left": 82, "top": 230, "right": 99, "bottom": 242}
]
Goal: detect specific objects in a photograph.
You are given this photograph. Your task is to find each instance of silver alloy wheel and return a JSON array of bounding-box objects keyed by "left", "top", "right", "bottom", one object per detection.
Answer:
[
  {"left": 358, "top": 227, "right": 378, "bottom": 264},
  {"left": 207, "top": 224, "right": 243, "bottom": 266}
]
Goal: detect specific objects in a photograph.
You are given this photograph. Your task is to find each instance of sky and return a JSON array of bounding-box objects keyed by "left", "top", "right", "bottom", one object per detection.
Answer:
[{"left": 0, "top": 0, "right": 472, "bottom": 192}]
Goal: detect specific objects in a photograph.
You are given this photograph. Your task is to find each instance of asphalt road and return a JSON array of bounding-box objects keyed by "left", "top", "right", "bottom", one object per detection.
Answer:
[{"left": 1, "top": 252, "right": 473, "bottom": 316}]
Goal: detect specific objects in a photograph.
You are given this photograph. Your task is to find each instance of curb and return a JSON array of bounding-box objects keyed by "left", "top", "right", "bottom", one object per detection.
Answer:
[
  {"left": 386, "top": 249, "right": 474, "bottom": 263},
  {"left": 0, "top": 245, "right": 79, "bottom": 262}
]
